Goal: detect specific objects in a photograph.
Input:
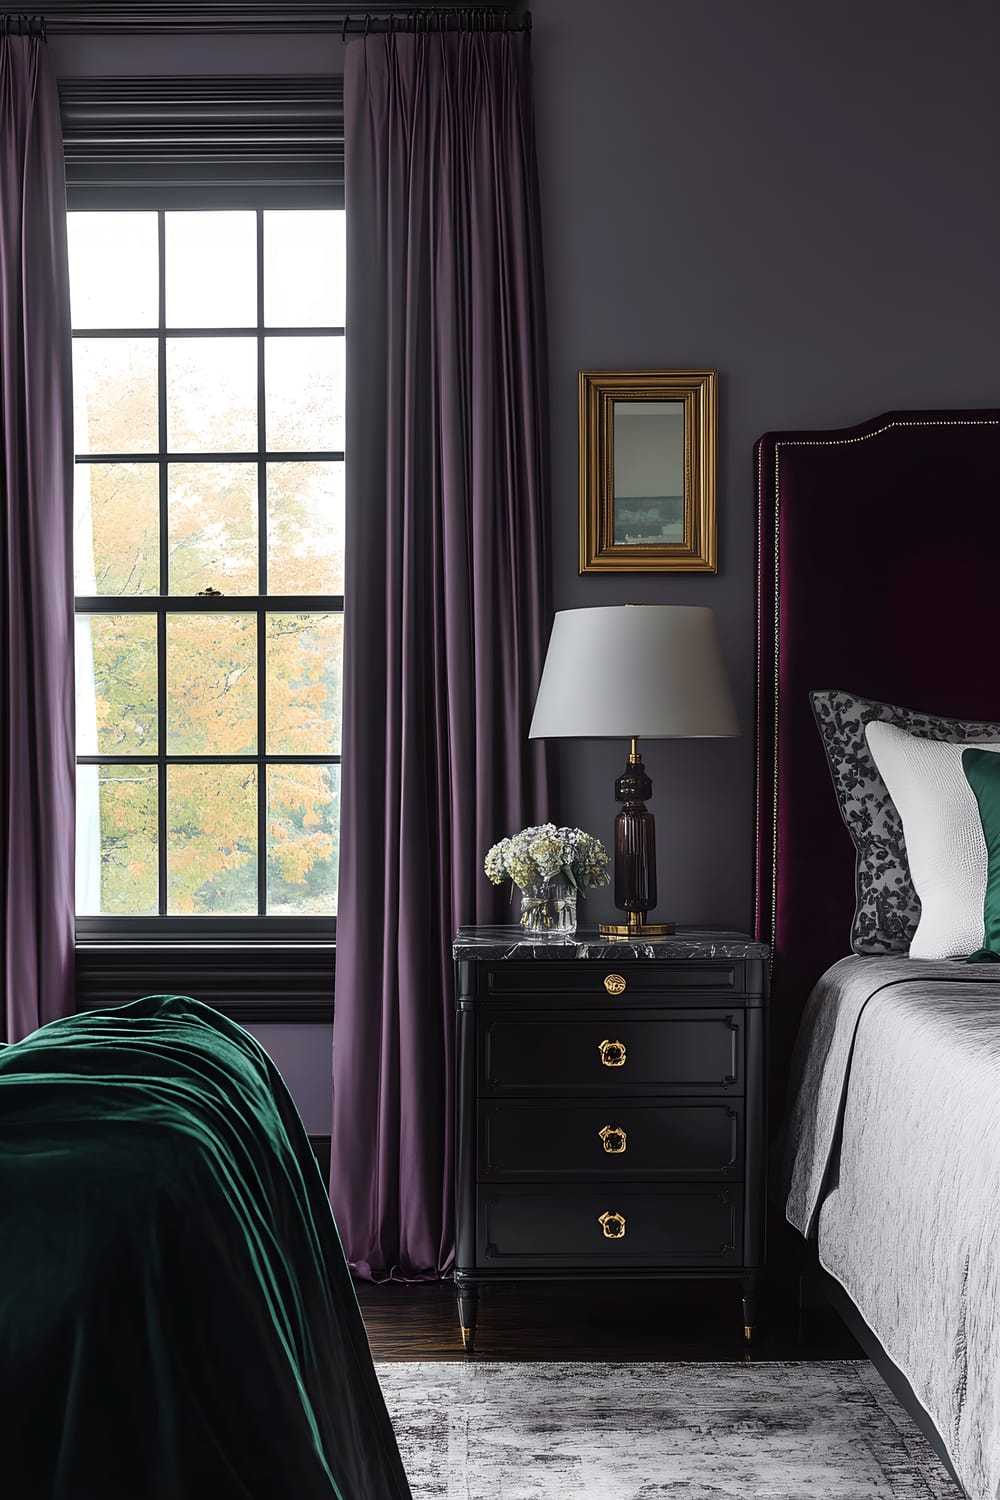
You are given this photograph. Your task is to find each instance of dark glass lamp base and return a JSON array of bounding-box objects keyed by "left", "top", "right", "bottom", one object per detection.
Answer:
[{"left": 605, "top": 747, "right": 672, "bottom": 939}]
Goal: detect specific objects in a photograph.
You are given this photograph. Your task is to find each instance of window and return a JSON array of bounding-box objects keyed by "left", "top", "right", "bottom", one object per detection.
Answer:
[{"left": 71, "top": 207, "right": 345, "bottom": 928}]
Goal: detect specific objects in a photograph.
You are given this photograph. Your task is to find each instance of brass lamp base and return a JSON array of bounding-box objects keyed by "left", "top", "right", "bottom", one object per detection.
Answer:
[{"left": 599, "top": 916, "right": 675, "bottom": 939}]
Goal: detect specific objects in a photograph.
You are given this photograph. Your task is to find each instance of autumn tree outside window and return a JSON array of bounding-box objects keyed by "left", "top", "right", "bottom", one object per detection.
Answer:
[{"left": 71, "top": 204, "right": 345, "bottom": 927}]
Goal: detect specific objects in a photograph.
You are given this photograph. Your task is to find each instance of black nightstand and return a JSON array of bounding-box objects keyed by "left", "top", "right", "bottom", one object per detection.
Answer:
[{"left": 453, "top": 925, "right": 769, "bottom": 1353}]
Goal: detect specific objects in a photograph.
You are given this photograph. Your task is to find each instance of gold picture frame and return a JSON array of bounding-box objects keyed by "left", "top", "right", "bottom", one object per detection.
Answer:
[{"left": 578, "top": 369, "right": 718, "bottom": 573}]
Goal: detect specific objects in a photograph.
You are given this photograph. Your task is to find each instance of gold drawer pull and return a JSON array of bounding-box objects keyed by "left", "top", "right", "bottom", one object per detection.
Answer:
[
  {"left": 603, "top": 972, "right": 626, "bottom": 995},
  {"left": 599, "top": 1210, "right": 626, "bottom": 1240},
  {"left": 599, "top": 1125, "right": 627, "bottom": 1155},
  {"left": 598, "top": 1038, "right": 627, "bottom": 1067}
]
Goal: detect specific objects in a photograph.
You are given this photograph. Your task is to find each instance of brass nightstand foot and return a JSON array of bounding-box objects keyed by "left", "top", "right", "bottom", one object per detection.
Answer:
[
  {"left": 457, "top": 1286, "right": 478, "bottom": 1352},
  {"left": 741, "top": 1278, "right": 760, "bottom": 1347}
]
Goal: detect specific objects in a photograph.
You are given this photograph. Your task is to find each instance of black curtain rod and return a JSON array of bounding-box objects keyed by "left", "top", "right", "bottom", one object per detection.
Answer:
[
  {"left": 339, "top": 10, "right": 529, "bottom": 36},
  {"left": 1, "top": 14, "right": 529, "bottom": 38},
  {"left": 2, "top": 14, "right": 47, "bottom": 36},
  {"left": 1, "top": 7, "right": 529, "bottom": 38}
]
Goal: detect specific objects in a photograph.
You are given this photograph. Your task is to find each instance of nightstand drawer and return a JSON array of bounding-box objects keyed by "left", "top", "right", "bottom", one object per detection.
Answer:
[
  {"left": 479, "top": 1011, "right": 743, "bottom": 1095},
  {"left": 485, "top": 960, "right": 743, "bottom": 1002},
  {"left": 479, "top": 1099, "right": 743, "bottom": 1180},
  {"left": 477, "top": 1184, "right": 743, "bottom": 1268}
]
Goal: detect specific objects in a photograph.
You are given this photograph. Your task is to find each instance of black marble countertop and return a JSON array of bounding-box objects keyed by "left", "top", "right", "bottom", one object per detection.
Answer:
[{"left": 452, "top": 925, "right": 770, "bottom": 961}]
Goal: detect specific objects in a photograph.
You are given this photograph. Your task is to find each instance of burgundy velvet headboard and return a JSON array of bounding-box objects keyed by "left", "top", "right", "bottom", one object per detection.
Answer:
[{"left": 754, "top": 407, "right": 1000, "bottom": 1106}]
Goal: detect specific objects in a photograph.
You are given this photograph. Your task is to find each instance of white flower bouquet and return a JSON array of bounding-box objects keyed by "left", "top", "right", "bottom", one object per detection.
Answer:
[{"left": 484, "top": 823, "right": 610, "bottom": 904}]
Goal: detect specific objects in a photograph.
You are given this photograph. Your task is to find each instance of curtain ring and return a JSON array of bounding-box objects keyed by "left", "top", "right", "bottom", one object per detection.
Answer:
[
  {"left": 363, "top": 12, "right": 371, "bottom": 38},
  {"left": 341, "top": 12, "right": 350, "bottom": 43}
]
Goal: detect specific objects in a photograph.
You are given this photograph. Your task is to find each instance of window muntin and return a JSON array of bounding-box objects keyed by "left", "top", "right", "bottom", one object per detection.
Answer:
[{"left": 72, "top": 207, "right": 344, "bottom": 923}]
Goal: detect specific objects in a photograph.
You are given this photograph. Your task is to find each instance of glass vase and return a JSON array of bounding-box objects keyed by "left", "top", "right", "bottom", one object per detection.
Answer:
[{"left": 519, "top": 873, "right": 577, "bottom": 938}]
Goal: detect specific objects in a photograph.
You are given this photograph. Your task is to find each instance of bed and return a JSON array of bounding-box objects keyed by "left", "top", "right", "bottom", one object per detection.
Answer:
[
  {"left": 755, "top": 407, "right": 1000, "bottom": 1500},
  {"left": 0, "top": 994, "right": 411, "bottom": 1500}
]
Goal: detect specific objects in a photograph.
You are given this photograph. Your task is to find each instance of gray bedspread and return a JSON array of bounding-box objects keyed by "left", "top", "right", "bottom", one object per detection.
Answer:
[{"left": 781, "top": 955, "right": 1000, "bottom": 1500}]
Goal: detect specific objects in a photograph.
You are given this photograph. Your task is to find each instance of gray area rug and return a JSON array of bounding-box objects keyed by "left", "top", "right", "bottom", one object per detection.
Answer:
[{"left": 376, "top": 1361, "right": 963, "bottom": 1498}]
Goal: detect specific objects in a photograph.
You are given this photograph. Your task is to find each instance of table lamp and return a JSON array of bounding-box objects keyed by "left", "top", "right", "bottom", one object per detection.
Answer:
[{"left": 528, "top": 605, "right": 738, "bottom": 938}]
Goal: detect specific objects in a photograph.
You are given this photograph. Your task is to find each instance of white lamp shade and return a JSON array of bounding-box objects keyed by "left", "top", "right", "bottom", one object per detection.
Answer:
[{"left": 528, "top": 605, "right": 739, "bottom": 739}]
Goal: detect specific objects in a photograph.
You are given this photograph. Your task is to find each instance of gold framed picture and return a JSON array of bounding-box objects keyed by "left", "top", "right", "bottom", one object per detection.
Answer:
[{"left": 578, "top": 369, "right": 717, "bottom": 573}]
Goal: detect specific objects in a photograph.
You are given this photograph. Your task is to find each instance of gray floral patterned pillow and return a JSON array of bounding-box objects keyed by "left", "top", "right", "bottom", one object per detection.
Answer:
[{"left": 810, "top": 690, "right": 1000, "bottom": 954}]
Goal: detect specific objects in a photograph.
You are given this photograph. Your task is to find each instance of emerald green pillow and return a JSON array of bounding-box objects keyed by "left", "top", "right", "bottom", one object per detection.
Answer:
[{"left": 962, "top": 747, "right": 1000, "bottom": 963}]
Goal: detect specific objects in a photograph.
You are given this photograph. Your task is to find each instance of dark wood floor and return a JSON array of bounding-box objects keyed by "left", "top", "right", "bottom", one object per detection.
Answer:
[{"left": 357, "top": 1278, "right": 864, "bottom": 1363}]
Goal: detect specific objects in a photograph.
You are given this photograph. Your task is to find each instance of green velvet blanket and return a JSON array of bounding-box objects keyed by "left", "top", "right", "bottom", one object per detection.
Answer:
[{"left": 0, "top": 995, "right": 411, "bottom": 1500}]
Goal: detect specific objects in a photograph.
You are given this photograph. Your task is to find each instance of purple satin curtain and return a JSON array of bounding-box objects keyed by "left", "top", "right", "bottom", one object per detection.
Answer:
[
  {"left": 331, "top": 29, "right": 555, "bottom": 1281},
  {"left": 0, "top": 35, "right": 75, "bottom": 1043}
]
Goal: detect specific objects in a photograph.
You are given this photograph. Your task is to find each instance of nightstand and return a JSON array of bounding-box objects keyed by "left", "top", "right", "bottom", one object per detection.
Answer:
[{"left": 453, "top": 925, "right": 769, "bottom": 1353}]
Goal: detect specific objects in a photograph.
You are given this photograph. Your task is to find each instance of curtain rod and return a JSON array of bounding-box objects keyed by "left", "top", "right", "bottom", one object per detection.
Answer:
[
  {"left": 2, "top": 15, "right": 47, "bottom": 36},
  {"left": 0, "top": 7, "right": 529, "bottom": 36},
  {"left": 0, "top": 10, "right": 530, "bottom": 42}
]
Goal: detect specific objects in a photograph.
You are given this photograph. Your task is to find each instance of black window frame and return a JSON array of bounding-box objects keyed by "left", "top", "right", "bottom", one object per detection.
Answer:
[{"left": 67, "top": 77, "right": 345, "bottom": 945}]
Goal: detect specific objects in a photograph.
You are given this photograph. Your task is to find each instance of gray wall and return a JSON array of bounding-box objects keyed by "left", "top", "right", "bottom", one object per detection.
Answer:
[
  {"left": 531, "top": 0, "right": 1000, "bottom": 930},
  {"left": 242, "top": 1023, "right": 333, "bottom": 1135}
]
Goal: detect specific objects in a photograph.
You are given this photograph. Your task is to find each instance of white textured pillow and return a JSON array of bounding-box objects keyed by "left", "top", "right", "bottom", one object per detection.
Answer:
[{"left": 864, "top": 721, "right": 1000, "bottom": 960}]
